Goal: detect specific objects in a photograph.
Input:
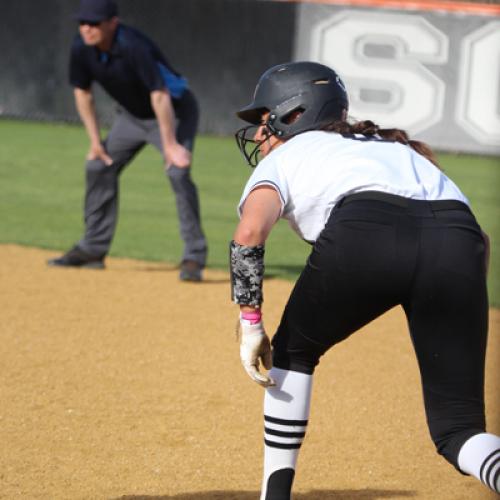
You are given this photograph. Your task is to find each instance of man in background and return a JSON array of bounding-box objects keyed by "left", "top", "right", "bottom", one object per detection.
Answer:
[{"left": 48, "top": 0, "right": 207, "bottom": 281}]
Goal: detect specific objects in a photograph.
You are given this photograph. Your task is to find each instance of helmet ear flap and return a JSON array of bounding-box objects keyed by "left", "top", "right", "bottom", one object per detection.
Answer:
[
  {"left": 267, "top": 94, "right": 312, "bottom": 138},
  {"left": 268, "top": 108, "right": 306, "bottom": 138},
  {"left": 266, "top": 113, "right": 281, "bottom": 137}
]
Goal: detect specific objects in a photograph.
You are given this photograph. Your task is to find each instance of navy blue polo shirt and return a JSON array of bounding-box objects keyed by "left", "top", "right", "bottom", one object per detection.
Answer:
[{"left": 69, "top": 24, "right": 188, "bottom": 119}]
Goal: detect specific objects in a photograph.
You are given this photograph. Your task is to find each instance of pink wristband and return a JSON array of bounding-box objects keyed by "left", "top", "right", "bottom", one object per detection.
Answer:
[{"left": 241, "top": 310, "right": 262, "bottom": 324}]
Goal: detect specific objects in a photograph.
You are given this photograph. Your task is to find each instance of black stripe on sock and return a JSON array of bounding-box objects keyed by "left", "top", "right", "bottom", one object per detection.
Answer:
[
  {"left": 264, "top": 438, "right": 302, "bottom": 449},
  {"left": 479, "top": 449, "right": 499, "bottom": 488},
  {"left": 491, "top": 467, "right": 499, "bottom": 493},
  {"left": 264, "top": 414, "right": 308, "bottom": 426},
  {"left": 482, "top": 452, "right": 499, "bottom": 491},
  {"left": 265, "top": 427, "right": 306, "bottom": 438}
]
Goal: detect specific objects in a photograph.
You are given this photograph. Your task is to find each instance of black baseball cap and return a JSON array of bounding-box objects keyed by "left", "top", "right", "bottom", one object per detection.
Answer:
[{"left": 74, "top": 0, "right": 118, "bottom": 22}]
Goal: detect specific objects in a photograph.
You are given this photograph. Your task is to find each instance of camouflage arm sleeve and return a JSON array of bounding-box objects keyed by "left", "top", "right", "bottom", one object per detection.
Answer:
[{"left": 229, "top": 240, "right": 265, "bottom": 306}]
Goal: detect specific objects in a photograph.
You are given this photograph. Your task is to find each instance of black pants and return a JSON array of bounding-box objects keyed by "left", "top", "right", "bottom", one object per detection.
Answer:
[{"left": 272, "top": 191, "right": 489, "bottom": 469}]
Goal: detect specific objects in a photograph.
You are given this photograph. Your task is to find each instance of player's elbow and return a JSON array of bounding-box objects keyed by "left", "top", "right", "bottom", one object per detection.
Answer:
[
  {"left": 74, "top": 87, "right": 93, "bottom": 101},
  {"left": 150, "top": 88, "right": 169, "bottom": 104},
  {"left": 234, "top": 225, "right": 268, "bottom": 247}
]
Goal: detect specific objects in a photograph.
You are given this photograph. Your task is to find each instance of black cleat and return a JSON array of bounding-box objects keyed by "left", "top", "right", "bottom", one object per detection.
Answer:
[
  {"left": 179, "top": 260, "right": 202, "bottom": 282},
  {"left": 265, "top": 468, "right": 295, "bottom": 500},
  {"left": 47, "top": 246, "right": 105, "bottom": 269}
]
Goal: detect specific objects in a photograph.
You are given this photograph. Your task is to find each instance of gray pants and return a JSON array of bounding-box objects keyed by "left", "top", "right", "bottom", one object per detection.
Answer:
[{"left": 78, "top": 90, "right": 207, "bottom": 266}]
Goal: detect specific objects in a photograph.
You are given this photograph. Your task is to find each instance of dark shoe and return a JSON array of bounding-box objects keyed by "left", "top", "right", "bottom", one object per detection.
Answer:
[
  {"left": 179, "top": 260, "right": 202, "bottom": 282},
  {"left": 47, "top": 246, "right": 105, "bottom": 269}
]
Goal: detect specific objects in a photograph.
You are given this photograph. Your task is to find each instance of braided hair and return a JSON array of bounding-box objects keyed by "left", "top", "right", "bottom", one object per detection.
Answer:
[{"left": 322, "top": 119, "right": 440, "bottom": 168}]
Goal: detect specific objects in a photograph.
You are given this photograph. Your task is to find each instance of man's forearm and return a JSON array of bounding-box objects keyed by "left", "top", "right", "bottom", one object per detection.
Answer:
[
  {"left": 74, "top": 88, "right": 101, "bottom": 146},
  {"left": 150, "top": 89, "right": 177, "bottom": 151}
]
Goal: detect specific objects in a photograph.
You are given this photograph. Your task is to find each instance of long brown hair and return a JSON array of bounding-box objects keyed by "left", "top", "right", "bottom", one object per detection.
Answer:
[{"left": 322, "top": 119, "right": 440, "bottom": 168}]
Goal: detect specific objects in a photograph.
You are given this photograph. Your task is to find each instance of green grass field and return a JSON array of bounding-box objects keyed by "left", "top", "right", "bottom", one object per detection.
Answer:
[{"left": 1, "top": 118, "right": 499, "bottom": 305}]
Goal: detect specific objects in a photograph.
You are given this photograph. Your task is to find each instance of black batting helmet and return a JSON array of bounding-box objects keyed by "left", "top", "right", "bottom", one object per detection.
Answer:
[{"left": 235, "top": 61, "right": 349, "bottom": 166}]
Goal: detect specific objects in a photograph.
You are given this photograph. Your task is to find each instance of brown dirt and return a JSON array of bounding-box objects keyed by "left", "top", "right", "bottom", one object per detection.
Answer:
[{"left": 0, "top": 244, "right": 498, "bottom": 500}]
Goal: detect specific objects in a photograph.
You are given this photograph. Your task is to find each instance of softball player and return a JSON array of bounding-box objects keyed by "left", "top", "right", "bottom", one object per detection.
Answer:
[{"left": 229, "top": 61, "right": 499, "bottom": 499}]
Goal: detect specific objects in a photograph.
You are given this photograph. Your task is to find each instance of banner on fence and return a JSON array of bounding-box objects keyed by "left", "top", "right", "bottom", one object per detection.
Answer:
[{"left": 292, "top": 0, "right": 500, "bottom": 154}]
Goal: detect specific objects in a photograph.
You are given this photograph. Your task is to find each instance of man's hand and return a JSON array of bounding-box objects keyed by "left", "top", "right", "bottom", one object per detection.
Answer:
[
  {"left": 165, "top": 142, "right": 192, "bottom": 169},
  {"left": 73, "top": 88, "right": 112, "bottom": 166},
  {"left": 87, "top": 142, "right": 113, "bottom": 166},
  {"left": 238, "top": 318, "right": 275, "bottom": 387},
  {"left": 150, "top": 89, "right": 191, "bottom": 169}
]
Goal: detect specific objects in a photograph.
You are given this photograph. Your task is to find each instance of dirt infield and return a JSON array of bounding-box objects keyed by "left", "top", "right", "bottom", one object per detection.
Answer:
[{"left": 0, "top": 244, "right": 498, "bottom": 500}]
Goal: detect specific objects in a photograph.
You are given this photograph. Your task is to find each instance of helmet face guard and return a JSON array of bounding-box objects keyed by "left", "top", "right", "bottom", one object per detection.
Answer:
[
  {"left": 235, "top": 123, "right": 274, "bottom": 168},
  {"left": 235, "top": 61, "right": 349, "bottom": 167}
]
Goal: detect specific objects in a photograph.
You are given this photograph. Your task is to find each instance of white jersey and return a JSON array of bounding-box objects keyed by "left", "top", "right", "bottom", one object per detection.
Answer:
[{"left": 238, "top": 131, "right": 469, "bottom": 242}]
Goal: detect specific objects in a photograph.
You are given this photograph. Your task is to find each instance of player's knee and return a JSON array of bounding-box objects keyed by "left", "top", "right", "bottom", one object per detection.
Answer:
[
  {"left": 85, "top": 158, "right": 109, "bottom": 174},
  {"left": 271, "top": 328, "right": 324, "bottom": 375},
  {"left": 167, "top": 164, "right": 190, "bottom": 180}
]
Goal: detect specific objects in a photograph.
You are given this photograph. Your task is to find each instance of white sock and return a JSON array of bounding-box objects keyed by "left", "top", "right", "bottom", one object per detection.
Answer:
[
  {"left": 260, "top": 367, "right": 313, "bottom": 500},
  {"left": 457, "top": 432, "right": 500, "bottom": 493}
]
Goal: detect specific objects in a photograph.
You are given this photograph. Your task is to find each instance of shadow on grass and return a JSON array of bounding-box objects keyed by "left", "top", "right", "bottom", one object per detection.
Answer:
[
  {"left": 126, "top": 264, "right": 179, "bottom": 272},
  {"left": 113, "top": 488, "right": 416, "bottom": 499},
  {"left": 108, "top": 259, "right": 301, "bottom": 283},
  {"left": 115, "top": 263, "right": 229, "bottom": 283}
]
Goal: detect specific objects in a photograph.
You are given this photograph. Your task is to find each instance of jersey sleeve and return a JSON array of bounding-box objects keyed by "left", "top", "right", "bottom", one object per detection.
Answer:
[
  {"left": 238, "top": 156, "right": 289, "bottom": 217},
  {"left": 69, "top": 37, "right": 92, "bottom": 89}
]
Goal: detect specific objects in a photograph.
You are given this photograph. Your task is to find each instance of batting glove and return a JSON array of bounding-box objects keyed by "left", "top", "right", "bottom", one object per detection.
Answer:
[{"left": 238, "top": 317, "right": 275, "bottom": 388}]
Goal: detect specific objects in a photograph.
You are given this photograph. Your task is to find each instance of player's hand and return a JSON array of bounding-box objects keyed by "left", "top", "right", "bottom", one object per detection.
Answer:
[
  {"left": 165, "top": 142, "right": 192, "bottom": 169},
  {"left": 238, "top": 318, "right": 275, "bottom": 387},
  {"left": 87, "top": 143, "right": 113, "bottom": 166}
]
